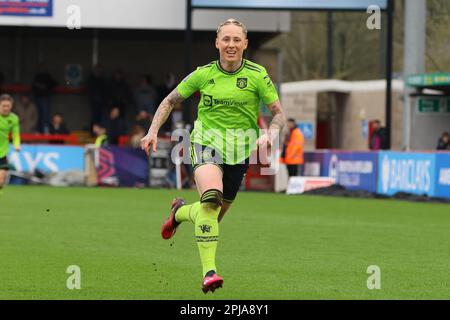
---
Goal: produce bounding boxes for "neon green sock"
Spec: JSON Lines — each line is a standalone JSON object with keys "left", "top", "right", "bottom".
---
{"left": 175, "top": 198, "right": 221, "bottom": 276}
{"left": 195, "top": 203, "right": 220, "bottom": 276}
{"left": 175, "top": 201, "right": 201, "bottom": 224}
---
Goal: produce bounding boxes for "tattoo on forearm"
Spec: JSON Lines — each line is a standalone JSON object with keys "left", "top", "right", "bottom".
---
{"left": 268, "top": 102, "right": 286, "bottom": 131}
{"left": 149, "top": 89, "right": 185, "bottom": 133}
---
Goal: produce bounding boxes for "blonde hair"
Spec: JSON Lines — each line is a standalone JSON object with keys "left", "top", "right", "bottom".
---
{"left": 216, "top": 18, "right": 247, "bottom": 37}
{"left": 0, "top": 93, "right": 14, "bottom": 104}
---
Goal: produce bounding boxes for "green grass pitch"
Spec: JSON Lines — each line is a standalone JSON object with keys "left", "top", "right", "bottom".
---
{"left": 1, "top": 186, "right": 449, "bottom": 299}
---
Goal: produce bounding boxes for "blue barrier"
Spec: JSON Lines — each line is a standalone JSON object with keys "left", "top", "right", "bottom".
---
{"left": 97, "top": 146, "right": 148, "bottom": 187}
{"left": 435, "top": 153, "right": 450, "bottom": 198}
{"left": 6, "top": 144, "right": 450, "bottom": 199}
{"left": 377, "top": 151, "right": 436, "bottom": 196}
{"left": 8, "top": 144, "right": 84, "bottom": 173}
{"left": 304, "top": 150, "right": 449, "bottom": 199}
{"left": 323, "top": 151, "right": 378, "bottom": 192}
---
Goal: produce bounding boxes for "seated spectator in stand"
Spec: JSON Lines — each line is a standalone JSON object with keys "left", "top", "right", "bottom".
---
{"left": 107, "top": 70, "right": 133, "bottom": 118}
{"left": 49, "top": 114, "right": 70, "bottom": 135}
{"left": 135, "top": 110, "right": 152, "bottom": 132}
{"left": 437, "top": 132, "right": 450, "bottom": 150}
{"left": 92, "top": 123, "right": 109, "bottom": 147}
{"left": 87, "top": 64, "right": 108, "bottom": 128}
{"left": 48, "top": 114, "right": 70, "bottom": 144}
{"left": 128, "top": 124, "right": 146, "bottom": 148}
{"left": 13, "top": 95, "right": 38, "bottom": 133}
{"left": 134, "top": 75, "right": 158, "bottom": 116}
{"left": 369, "top": 119, "right": 388, "bottom": 150}
{"left": 157, "top": 73, "right": 177, "bottom": 135}
{"left": 32, "top": 65, "right": 57, "bottom": 133}
{"left": 103, "top": 106, "right": 126, "bottom": 145}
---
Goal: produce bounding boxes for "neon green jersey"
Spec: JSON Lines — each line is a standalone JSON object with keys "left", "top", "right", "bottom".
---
{"left": 0, "top": 112, "right": 20, "bottom": 158}
{"left": 177, "top": 59, "right": 279, "bottom": 165}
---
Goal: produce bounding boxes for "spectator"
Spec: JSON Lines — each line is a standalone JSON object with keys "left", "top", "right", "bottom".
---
{"left": 128, "top": 124, "right": 146, "bottom": 148}
{"left": 157, "top": 73, "right": 177, "bottom": 135}
{"left": 103, "top": 106, "right": 127, "bottom": 145}
{"left": 13, "top": 95, "right": 38, "bottom": 133}
{"left": 280, "top": 118, "right": 305, "bottom": 177}
{"left": 32, "top": 66, "right": 57, "bottom": 133}
{"left": 135, "top": 110, "right": 152, "bottom": 132}
{"left": 369, "top": 119, "right": 388, "bottom": 150}
{"left": 437, "top": 132, "right": 450, "bottom": 150}
{"left": 49, "top": 114, "right": 70, "bottom": 135}
{"left": 134, "top": 75, "right": 158, "bottom": 116}
{"left": 87, "top": 64, "right": 108, "bottom": 128}
{"left": 92, "top": 123, "right": 109, "bottom": 147}
{"left": 107, "top": 70, "right": 133, "bottom": 118}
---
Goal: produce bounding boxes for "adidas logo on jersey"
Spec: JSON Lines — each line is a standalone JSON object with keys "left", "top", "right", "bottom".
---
{"left": 207, "top": 79, "right": 215, "bottom": 85}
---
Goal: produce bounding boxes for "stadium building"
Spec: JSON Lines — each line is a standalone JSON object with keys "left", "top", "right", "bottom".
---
{"left": 0, "top": 0, "right": 290, "bottom": 130}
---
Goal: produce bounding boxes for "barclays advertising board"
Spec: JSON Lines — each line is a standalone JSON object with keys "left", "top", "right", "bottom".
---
{"left": 377, "top": 152, "right": 436, "bottom": 196}
{"left": 323, "top": 151, "right": 378, "bottom": 192}
{"left": 8, "top": 144, "right": 84, "bottom": 173}
{"left": 434, "top": 153, "right": 450, "bottom": 199}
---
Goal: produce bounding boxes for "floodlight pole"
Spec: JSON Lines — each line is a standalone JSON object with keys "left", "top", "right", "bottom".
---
{"left": 385, "top": 0, "right": 394, "bottom": 149}
{"left": 326, "top": 11, "right": 333, "bottom": 78}
{"left": 185, "top": 0, "right": 193, "bottom": 75}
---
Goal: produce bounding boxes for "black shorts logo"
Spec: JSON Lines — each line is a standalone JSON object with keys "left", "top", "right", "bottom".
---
{"left": 203, "top": 94, "right": 213, "bottom": 106}
{"left": 202, "top": 148, "right": 214, "bottom": 161}
{"left": 199, "top": 224, "right": 212, "bottom": 233}
{"left": 236, "top": 77, "right": 247, "bottom": 89}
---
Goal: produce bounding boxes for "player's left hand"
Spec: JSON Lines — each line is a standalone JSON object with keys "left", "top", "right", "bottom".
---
{"left": 256, "top": 132, "right": 272, "bottom": 151}
{"left": 14, "top": 147, "right": 20, "bottom": 152}
{"left": 140, "top": 131, "right": 158, "bottom": 156}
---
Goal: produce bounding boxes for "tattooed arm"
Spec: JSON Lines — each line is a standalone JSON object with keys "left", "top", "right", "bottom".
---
{"left": 141, "top": 88, "right": 185, "bottom": 154}
{"left": 256, "top": 100, "right": 286, "bottom": 148}
{"left": 149, "top": 88, "right": 185, "bottom": 133}
{"left": 267, "top": 100, "right": 286, "bottom": 132}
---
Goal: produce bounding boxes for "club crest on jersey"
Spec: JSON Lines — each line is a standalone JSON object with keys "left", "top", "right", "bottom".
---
{"left": 203, "top": 94, "right": 213, "bottom": 106}
{"left": 236, "top": 77, "right": 247, "bottom": 89}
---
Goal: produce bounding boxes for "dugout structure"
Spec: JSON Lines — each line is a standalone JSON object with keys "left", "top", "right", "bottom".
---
{"left": 406, "top": 72, "right": 450, "bottom": 150}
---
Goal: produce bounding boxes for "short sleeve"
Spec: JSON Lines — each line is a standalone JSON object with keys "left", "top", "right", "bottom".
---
{"left": 12, "top": 116, "right": 21, "bottom": 149}
{"left": 176, "top": 68, "right": 203, "bottom": 99}
{"left": 258, "top": 69, "right": 279, "bottom": 105}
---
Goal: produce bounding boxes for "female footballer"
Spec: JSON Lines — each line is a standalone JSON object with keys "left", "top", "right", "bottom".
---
{"left": 141, "top": 18, "right": 286, "bottom": 294}
{"left": 0, "top": 94, "right": 21, "bottom": 198}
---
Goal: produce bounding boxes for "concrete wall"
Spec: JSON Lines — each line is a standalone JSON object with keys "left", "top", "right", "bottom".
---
{"left": 341, "top": 90, "right": 404, "bottom": 150}
{"left": 280, "top": 80, "right": 404, "bottom": 151}
{"left": 280, "top": 91, "right": 317, "bottom": 151}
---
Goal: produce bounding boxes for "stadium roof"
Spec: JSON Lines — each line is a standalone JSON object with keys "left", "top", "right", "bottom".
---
{"left": 407, "top": 72, "right": 450, "bottom": 94}
{"left": 281, "top": 79, "right": 404, "bottom": 94}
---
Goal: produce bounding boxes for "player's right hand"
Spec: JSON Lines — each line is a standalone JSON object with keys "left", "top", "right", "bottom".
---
{"left": 140, "top": 131, "right": 158, "bottom": 156}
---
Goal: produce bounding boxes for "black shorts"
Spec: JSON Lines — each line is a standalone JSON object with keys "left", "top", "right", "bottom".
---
{"left": 190, "top": 143, "right": 249, "bottom": 203}
{"left": 0, "top": 156, "right": 8, "bottom": 170}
